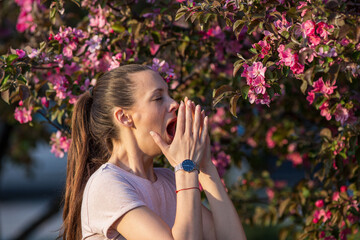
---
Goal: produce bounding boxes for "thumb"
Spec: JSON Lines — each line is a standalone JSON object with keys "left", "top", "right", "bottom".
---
{"left": 149, "top": 131, "right": 168, "bottom": 152}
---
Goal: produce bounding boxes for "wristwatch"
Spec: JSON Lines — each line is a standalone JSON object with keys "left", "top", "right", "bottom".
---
{"left": 174, "top": 159, "right": 199, "bottom": 173}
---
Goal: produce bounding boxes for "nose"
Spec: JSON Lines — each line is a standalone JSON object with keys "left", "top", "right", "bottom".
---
{"left": 169, "top": 98, "right": 179, "bottom": 113}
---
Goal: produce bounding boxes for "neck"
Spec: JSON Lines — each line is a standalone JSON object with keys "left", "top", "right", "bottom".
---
{"left": 108, "top": 136, "right": 157, "bottom": 183}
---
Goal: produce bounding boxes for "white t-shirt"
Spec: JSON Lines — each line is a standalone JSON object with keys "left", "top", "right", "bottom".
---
{"left": 81, "top": 162, "right": 177, "bottom": 240}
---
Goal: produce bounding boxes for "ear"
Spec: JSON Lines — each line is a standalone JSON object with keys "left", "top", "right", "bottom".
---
{"left": 113, "top": 107, "right": 134, "bottom": 128}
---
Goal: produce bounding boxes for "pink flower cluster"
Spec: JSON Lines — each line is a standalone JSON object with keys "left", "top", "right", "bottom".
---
{"left": 211, "top": 142, "right": 231, "bottom": 177}
{"left": 53, "top": 27, "right": 87, "bottom": 59}
{"left": 151, "top": 58, "right": 176, "bottom": 82}
{"left": 297, "top": 20, "right": 334, "bottom": 47}
{"left": 266, "top": 126, "right": 277, "bottom": 149}
{"left": 242, "top": 62, "right": 272, "bottom": 106}
{"left": 316, "top": 187, "right": 359, "bottom": 240}
{"left": 14, "top": 101, "right": 33, "bottom": 124}
{"left": 89, "top": 6, "right": 111, "bottom": 35}
{"left": 50, "top": 131, "right": 71, "bottom": 158}
{"left": 14, "top": 0, "right": 41, "bottom": 32}
{"left": 209, "top": 107, "right": 231, "bottom": 135}
{"left": 252, "top": 39, "right": 271, "bottom": 59}
{"left": 277, "top": 44, "right": 304, "bottom": 74}
{"left": 306, "top": 77, "right": 350, "bottom": 124}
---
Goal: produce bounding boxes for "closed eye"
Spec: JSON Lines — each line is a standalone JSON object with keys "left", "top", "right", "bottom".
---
{"left": 154, "top": 97, "right": 163, "bottom": 101}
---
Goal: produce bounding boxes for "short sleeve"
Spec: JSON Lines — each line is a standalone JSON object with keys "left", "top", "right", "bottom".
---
{"left": 82, "top": 169, "right": 146, "bottom": 239}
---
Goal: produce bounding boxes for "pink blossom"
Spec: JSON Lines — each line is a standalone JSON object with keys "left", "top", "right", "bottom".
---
{"left": 315, "top": 199, "right": 324, "bottom": 208}
{"left": 316, "top": 22, "right": 334, "bottom": 39}
{"left": 266, "top": 126, "right": 277, "bottom": 149}
{"left": 277, "top": 44, "right": 295, "bottom": 67}
{"left": 308, "top": 35, "right": 321, "bottom": 46}
{"left": 41, "top": 97, "right": 49, "bottom": 108}
{"left": 340, "top": 185, "right": 347, "bottom": 193}
{"left": 313, "top": 209, "right": 332, "bottom": 224}
{"left": 322, "top": 79, "right": 337, "bottom": 95}
{"left": 299, "top": 47, "right": 317, "bottom": 63}
{"left": 306, "top": 90, "right": 315, "bottom": 104}
{"left": 246, "top": 137, "right": 257, "bottom": 148}
{"left": 340, "top": 38, "right": 350, "bottom": 46}
{"left": 319, "top": 101, "right": 332, "bottom": 121}
{"left": 247, "top": 62, "right": 266, "bottom": 83}
{"left": 273, "top": 13, "right": 291, "bottom": 33}
{"left": 150, "top": 41, "right": 160, "bottom": 56}
{"left": 313, "top": 77, "right": 325, "bottom": 92}
{"left": 290, "top": 54, "right": 304, "bottom": 74}
{"left": 266, "top": 188, "right": 275, "bottom": 201}
{"left": 211, "top": 148, "right": 231, "bottom": 177}
{"left": 332, "top": 191, "right": 340, "bottom": 201}
{"left": 334, "top": 104, "right": 349, "bottom": 125}
{"left": 287, "top": 143, "right": 297, "bottom": 153}
{"left": 253, "top": 40, "right": 271, "bottom": 59}
{"left": 50, "top": 131, "right": 71, "bottom": 158}
{"left": 14, "top": 105, "right": 33, "bottom": 124}
{"left": 301, "top": 20, "right": 315, "bottom": 38}
{"left": 86, "top": 35, "right": 102, "bottom": 53}
{"left": 16, "top": 49, "right": 26, "bottom": 58}
{"left": 286, "top": 152, "right": 303, "bottom": 166}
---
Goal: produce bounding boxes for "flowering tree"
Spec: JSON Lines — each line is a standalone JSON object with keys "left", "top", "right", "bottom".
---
{"left": 1, "top": 0, "right": 359, "bottom": 239}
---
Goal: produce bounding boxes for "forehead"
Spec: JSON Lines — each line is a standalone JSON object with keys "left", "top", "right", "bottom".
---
{"left": 130, "top": 70, "right": 168, "bottom": 96}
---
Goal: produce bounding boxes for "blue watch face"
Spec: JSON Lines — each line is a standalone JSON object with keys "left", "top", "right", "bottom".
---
{"left": 182, "top": 160, "right": 195, "bottom": 172}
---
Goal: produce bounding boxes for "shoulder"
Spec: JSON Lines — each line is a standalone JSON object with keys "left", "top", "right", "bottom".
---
{"left": 84, "top": 163, "right": 137, "bottom": 198}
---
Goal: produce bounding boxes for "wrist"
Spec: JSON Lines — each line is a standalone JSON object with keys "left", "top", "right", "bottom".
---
{"left": 175, "top": 170, "right": 199, "bottom": 189}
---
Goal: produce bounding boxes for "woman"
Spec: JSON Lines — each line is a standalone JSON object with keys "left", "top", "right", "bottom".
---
{"left": 62, "top": 64, "right": 247, "bottom": 240}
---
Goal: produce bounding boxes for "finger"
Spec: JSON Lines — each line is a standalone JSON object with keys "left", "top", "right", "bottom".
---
{"left": 176, "top": 101, "right": 185, "bottom": 135}
{"left": 200, "top": 110, "right": 205, "bottom": 131}
{"left": 150, "top": 131, "right": 168, "bottom": 152}
{"left": 200, "top": 116, "right": 209, "bottom": 144}
{"left": 193, "top": 105, "right": 201, "bottom": 139}
{"left": 185, "top": 100, "right": 193, "bottom": 136}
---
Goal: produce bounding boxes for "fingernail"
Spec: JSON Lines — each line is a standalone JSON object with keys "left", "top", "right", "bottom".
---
{"left": 180, "top": 101, "right": 184, "bottom": 106}
{"left": 187, "top": 100, "right": 191, "bottom": 106}
{"left": 150, "top": 131, "right": 154, "bottom": 136}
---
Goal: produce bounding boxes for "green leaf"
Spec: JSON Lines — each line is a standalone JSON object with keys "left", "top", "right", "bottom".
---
{"left": 247, "top": 20, "right": 260, "bottom": 35}
{"left": 230, "top": 94, "right": 240, "bottom": 117}
{"left": 19, "top": 85, "right": 30, "bottom": 100}
{"left": 213, "top": 85, "right": 233, "bottom": 99}
{"left": 249, "top": 48, "right": 258, "bottom": 54}
{"left": 1, "top": 90, "right": 9, "bottom": 104}
{"left": 112, "top": 24, "right": 125, "bottom": 33}
{"left": 151, "top": 31, "right": 161, "bottom": 44}
{"left": 280, "top": 30, "right": 289, "bottom": 39}
{"left": 267, "top": 87, "right": 274, "bottom": 99}
{"left": 279, "top": 198, "right": 291, "bottom": 217}
{"left": 314, "top": 96, "right": 327, "bottom": 109}
{"left": 320, "top": 128, "right": 332, "bottom": 140}
{"left": 50, "top": 7, "right": 56, "bottom": 20}
{"left": 241, "top": 85, "right": 250, "bottom": 99}
{"left": 175, "top": 11, "right": 187, "bottom": 21}
{"left": 212, "top": 85, "right": 233, "bottom": 107}
{"left": 233, "top": 59, "right": 244, "bottom": 77}
{"left": 300, "top": 79, "right": 308, "bottom": 95}
{"left": 6, "top": 54, "right": 19, "bottom": 64}
{"left": 233, "top": 19, "right": 245, "bottom": 32}
{"left": 1, "top": 74, "right": 10, "bottom": 87}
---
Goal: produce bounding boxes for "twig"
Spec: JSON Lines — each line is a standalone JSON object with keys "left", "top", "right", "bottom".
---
{"left": 37, "top": 110, "right": 64, "bottom": 132}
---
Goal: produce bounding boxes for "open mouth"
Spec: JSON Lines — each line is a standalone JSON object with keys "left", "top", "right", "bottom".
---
{"left": 166, "top": 118, "right": 177, "bottom": 140}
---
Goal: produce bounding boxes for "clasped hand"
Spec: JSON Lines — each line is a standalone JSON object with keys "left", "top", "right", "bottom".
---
{"left": 150, "top": 98, "right": 209, "bottom": 170}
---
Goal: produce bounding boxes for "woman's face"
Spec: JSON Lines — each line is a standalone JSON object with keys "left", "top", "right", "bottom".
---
{"left": 128, "top": 70, "right": 179, "bottom": 156}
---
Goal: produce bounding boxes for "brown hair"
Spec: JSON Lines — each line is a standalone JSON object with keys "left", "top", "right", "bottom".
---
{"left": 61, "top": 64, "right": 151, "bottom": 240}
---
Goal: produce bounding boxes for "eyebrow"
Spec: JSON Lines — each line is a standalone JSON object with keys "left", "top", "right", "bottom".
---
{"left": 151, "top": 87, "right": 168, "bottom": 96}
